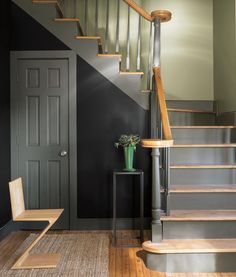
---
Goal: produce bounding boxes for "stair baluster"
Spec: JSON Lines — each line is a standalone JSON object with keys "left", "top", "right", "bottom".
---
{"left": 73, "top": 0, "right": 76, "bottom": 18}
{"left": 84, "top": 0, "right": 88, "bottom": 35}
{"left": 126, "top": 6, "right": 131, "bottom": 71}
{"left": 137, "top": 14, "right": 141, "bottom": 71}
{"left": 104, "top": 0, "right": 109, "bottom": 53}
{"left": 95, "top": 0, "right": 98, "bottom": 36}
{"left": 147, "top": 23, "right": 153, "bottom": 91}
{"left": 115, "top": 0, "right": 120, "bottom": 54}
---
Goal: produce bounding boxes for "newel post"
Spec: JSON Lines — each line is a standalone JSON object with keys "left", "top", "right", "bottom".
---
{"left": 151, "top": 147, "right": 162, "bottom": 242}
{"left": 142, "top": 10, "right": 172, "bottom": 243}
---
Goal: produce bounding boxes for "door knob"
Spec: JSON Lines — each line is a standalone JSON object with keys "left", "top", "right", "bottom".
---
{"left": 60, "top": 150, "right": 67, "bottom": 157}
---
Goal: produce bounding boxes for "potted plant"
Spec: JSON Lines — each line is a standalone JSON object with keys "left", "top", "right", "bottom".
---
{"left": 115, "top": 134, "right": 140, "bottom": 171}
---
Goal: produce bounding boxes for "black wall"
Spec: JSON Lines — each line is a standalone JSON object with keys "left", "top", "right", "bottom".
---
{"left": 0, "top": 0, "right": 11, "bottom": 229}
{"left": 11, "top": 3, "right": 151, "bottom": 221}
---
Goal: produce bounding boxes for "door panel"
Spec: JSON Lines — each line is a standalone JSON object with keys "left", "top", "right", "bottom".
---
{"left": 16, "top": 58, "right": 69, "bottom": 229}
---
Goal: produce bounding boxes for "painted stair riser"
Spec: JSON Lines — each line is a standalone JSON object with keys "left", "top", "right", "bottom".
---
{"left": 170, "top": 148, "right": 236, "bottom": 164}
{"left": 170, "top": 169, "right": 236, "bottom": 185}
{"left": 167, "top": 100, "right": 215, "bottom": 111}
{"left": 145, "top": 252, "right": 236, "bottom": 272}
{"left": 163, "top": 221, "right": 236, "bottom": 239}
{"left": 13, "top": 0, "right": 149, "bottom": 109}
{"left": 168, "top": 112, "right": 215, "bottom": 126}
{"left": 172, "top": 129, "right": 236, "bottom": 144}
{"left": 167, "top": 193, "right": 236, "bottom": 210}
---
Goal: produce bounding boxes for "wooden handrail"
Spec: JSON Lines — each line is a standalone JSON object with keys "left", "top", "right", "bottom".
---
{"left": 122, "top": 0, "right": 152, "bottom": 22}
{"left": 153, "top": 67, "right": 173, "bottom": 141}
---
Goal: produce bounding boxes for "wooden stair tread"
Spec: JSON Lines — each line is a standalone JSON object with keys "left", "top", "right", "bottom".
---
{"left": 141, "top": 139, "right": 173, "bottom": 148}
{"left": 169, "top": 185, "right": 236, "bottom": 193}
{"left": 167, "top": 108, "right": 216, "bottom": 114}
{"left": 75, "top": 36, "right": 101, "bottom": 40}
{"left": 97, "top": 54, "right": 121, "bottom": 58}
{"left": 171, "top": 126, "right": 236, "bottom": 129}
{"left": 119, "top": 71, "right": 144, "bottom": 75}
{"left": 54, "top": 18, "right": 80, "bottom": 22}
{"left": 161, "top": 210, "right": 236, "bottom": 221}
{"left": 141, "top": 89, "right": 152, "bottom": 93}
{"left": 33, "top": 0, "right": 58, "bottom": 3}
{"left": 173, "top": 144, "right": 236, "bottom": 148}
{"left": 170, "top": 164, "right": 236, "bottom": 169}
{"left": 143, "top": 239, "right": 236, "bottom": 254}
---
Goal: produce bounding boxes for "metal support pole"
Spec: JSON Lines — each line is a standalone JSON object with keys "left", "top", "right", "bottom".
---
{"left": 151, "top": 148, "right": 162, "bottom": 242}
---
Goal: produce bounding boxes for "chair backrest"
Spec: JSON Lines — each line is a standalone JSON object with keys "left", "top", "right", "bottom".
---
{"left": 9, "top": 178, "right": 25, "bottom": 220}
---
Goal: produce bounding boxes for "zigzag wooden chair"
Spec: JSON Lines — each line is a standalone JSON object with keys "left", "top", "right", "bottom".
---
{"left": 9, "top": 177, "right": 64, "bottom": 269}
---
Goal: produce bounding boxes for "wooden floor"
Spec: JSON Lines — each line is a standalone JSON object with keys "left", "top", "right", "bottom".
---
{"left": 0, "top": 230, "right": 236, "bottom": 276}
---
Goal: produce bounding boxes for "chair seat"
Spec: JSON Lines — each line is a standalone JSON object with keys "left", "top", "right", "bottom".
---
{"left": 15, "top": 209, "right": 64, "bottom": 222}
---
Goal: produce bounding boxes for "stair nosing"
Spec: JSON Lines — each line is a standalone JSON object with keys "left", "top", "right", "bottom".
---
{"left": 54, "top": 18, "right": 80, "bottom": 22}
{"left": 167, "top": 108, "right": 216, "bottom": 114}
{"left": 161, "top": 210, "right": 236, "bottom": 221}
{"left": 168, "top": 185, "right": 236, "bottom": 193}
{"left": 170, "top": 164, "right": 236, "bottom": 169}
{"left": 171, "top": 126, "right": 236, "bottom": 129}
{"left": 97, "top": 54, "right": 122, "bottom": 58}
{"left": 173, "top": 144, "right": 236, "bottom": 148}
{"left": 143, "top": 239, "right": 236, "bottom": 254}
{"left": 119, "top": 71, "right": 144, "bottom": 75}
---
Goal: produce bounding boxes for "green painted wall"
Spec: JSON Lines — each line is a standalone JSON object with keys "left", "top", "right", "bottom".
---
{"left": 65, "top": 0, "right": 214, "bottom": 100}
{"left": 142, "top": 0, "right": 213, "bottom": 100}
{"left": 213, "top": 0, "right": 236, "bottom": 113}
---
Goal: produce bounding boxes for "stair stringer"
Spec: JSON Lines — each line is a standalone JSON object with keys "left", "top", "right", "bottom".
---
{"left": 12, "top": 0, "right": 149, "bottom": 110}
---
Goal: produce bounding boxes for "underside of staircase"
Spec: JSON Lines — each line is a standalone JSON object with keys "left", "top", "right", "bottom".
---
{"left": 143, "top": 101, "right": 236, "bottom": 272}
{"left": 12, "top": 0, "right": 149, "bottom": 110}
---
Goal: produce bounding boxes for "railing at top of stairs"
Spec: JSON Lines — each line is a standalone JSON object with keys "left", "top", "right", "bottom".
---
{"left": 50, "top": 0, "right": 170, "bottom": 91}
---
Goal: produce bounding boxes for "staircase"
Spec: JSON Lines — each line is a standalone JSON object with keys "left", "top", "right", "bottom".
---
{"left": 12, "top": 0, "right": 150, "bottom": 109}
{"left": 12, "top": 0, "right": 236, "bottom": 273}
{"left": 143, "top": 102, "right": 236, "bottom": 272}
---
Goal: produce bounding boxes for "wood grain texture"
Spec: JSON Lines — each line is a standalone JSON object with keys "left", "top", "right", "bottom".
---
{"left": 0, "top": 231, "right": 235, "bottom": 276}
{"left": 9, "top": 178, "right": 25, "bottom": 219}
{"left": 32, "top": 0, "right": 57, "bottom": 3}
{"left": 171, "top": 126, "right": 236, "bottom": 129}
{"left": 151, "top": 10, "right": 172, "bottom": 22}
{"left": 122, "top": 0, "right": 152, "bottom": 21}
{"left": 170, "top": 164, "right": 236, "bottom": 169}
{"left": 167, "top": 108, "right": 216, "bottom": 114}
{"left": 120, "top": 71, "right": 144, "bottom": 75}
{"left": 173, "top": 144, "right": 236, "bottom": 148}
{"left": 141, "top": 139, "right": 173, "bottom": 148}
{"left": 153, "top": 67, "right": 173, "bottom": 140}
{"left": 169, "top": 185, "right": 236, "bottom": 193}
{"left": 54, "top": 18, "right": 80, "bottom": 22}
{"left": 161, "top": 210, "right": 236, "bottom": 221}
{"left": 74, "top": 36, "right": 101, "bottom": 40}
{"left": 9, "top": 178, "right": 63, "bottom": 269}
{"left": 143, "top": 239, "right": 236, "bottom": 254}
{"left": 74, "top": 36, "right": 103, "bottom": 49}
{"left": 97, "top": 54, "right": 122, "bottom": 58}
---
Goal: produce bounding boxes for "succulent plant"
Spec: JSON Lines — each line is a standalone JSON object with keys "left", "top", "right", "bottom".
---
{"left": 114, "top": 134, "right": 140, "bottom": 149}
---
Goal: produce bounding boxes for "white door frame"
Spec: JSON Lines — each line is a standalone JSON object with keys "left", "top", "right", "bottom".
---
{"left": 10, "top": 50, "right": 77, "bottom": 229}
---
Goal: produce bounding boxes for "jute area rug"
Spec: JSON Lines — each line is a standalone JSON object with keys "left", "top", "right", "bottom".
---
{"left": 0, "top": 233, "right": 109, "bottom": 277}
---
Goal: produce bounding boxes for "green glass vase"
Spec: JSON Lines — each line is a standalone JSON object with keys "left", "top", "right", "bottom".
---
{"left": 123, "top": 146, "right": 136, "bottom": 171}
